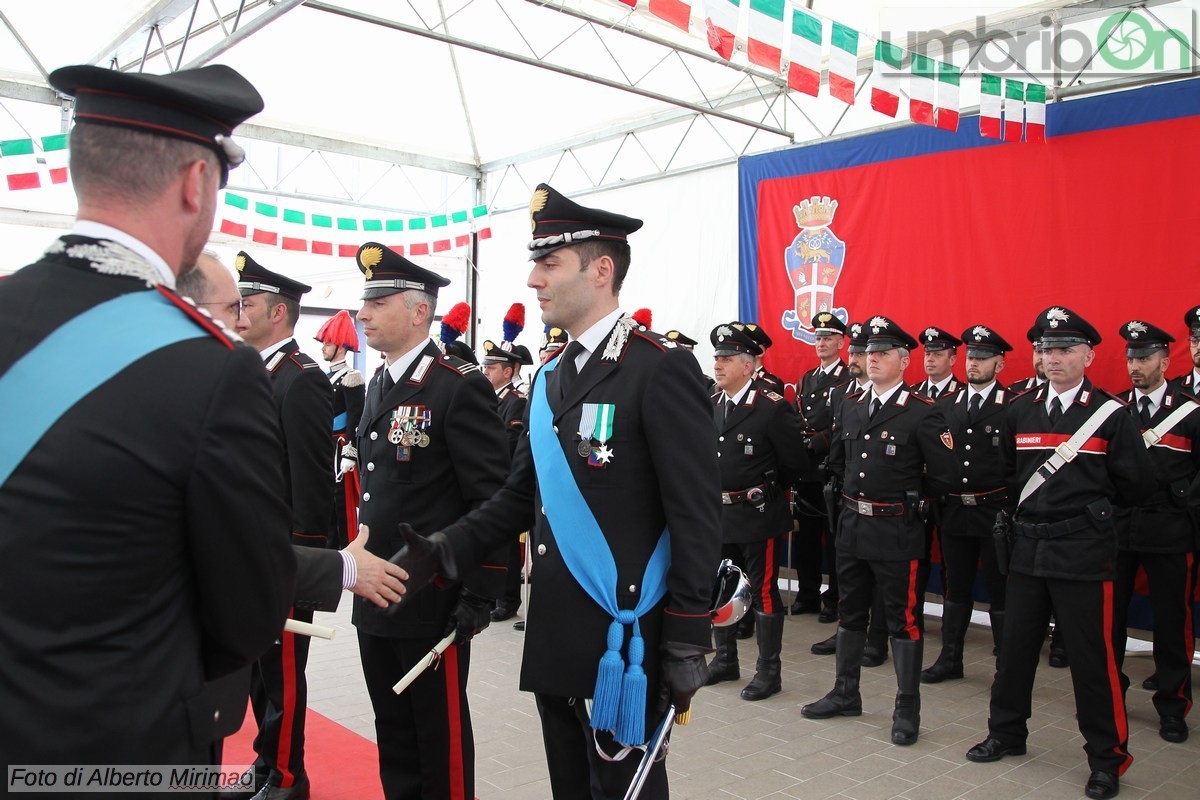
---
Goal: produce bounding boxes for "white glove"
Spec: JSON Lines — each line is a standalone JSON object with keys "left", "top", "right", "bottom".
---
{"left": 338, "top": 457, "right": 357, "bottom": 478}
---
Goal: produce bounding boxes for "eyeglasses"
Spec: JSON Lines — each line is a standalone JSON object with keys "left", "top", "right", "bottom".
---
{"left": 1189, "top": 336, "right": 1200, "bottom": 345}
{"left": 198, "top": 300, "right": 244, "bottom": 316}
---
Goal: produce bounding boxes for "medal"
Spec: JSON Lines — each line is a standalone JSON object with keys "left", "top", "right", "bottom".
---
{"left": 577, "top": 404, "right": 599, "bottom": 458}
{"left": 417, "top": 431, "right": 430, "bottom": 448}
{"left": 388, "top": 427, "right": 403, "bottom": 445}
{"left": 400, "top": 429, "right": 417, "bottom": 447}
{"left": 582, "top": 402, "right": 616, "bottom": 465}
{"left": 577, "top": 440, "right": 593, "bottom": 457}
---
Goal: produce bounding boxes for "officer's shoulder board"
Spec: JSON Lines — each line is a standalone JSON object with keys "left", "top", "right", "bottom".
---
{"left": 164, "top": 288, "right": 240, "bottom": 349}
{"left": 290, "top": 351, "right": 321, "bottom": 370}
{"left": 631, "top": 326, "right": 668, "bottom": 352}
{"left": 341, "top": 368, "right": 365, "bottom": 388}
{"left": 903, "top": 390, "right": 933, "bottom": 406}
{"left": 761, "top": 390, "right": 785, "bottom": 403}
{"left": 437, "top": 353, "right": 481, "bottom": 377}
{"left": 1086, "top": 385, "right": 1128, "bottom": 406}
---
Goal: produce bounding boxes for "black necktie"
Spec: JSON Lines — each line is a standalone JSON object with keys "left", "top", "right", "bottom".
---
{"left": 869, "top": 397, "right": 881, "bottom": 418}
{"left": 558, "top": 341, "right": 583, "bottom": 395}
{"left": 1049, "top": 397, "right": 1063, "bottom": 425}
{"left": 381, "top": 369, "right": 395, "bottom": 396}
{"left": 929, "top": 385, "right": 939, "bottom": 401}
{"left": 724, "top": 397, "right": 735, "bottom": 423}
{"left": 968, "top": 393, "right": 982, "bottom": 424}
{"left": 1139, "top": 396, "right": 1153, "bottom": 428}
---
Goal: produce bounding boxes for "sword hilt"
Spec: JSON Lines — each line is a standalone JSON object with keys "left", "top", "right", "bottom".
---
{"left": 674, "top": 708, "right": 691, "bottom": 726}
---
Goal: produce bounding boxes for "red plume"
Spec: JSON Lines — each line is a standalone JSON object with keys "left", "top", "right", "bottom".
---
{"left": 314, "top": 309, "right": 359, "bottom": 351}
{"left": 632, "top": 307, "right": 652, "bottom": 329}
{"left": 502, "top": 303, "right": 525, "bottom": 343}
{"left": 440, "top": 301, "right": 471, "bottom": 343}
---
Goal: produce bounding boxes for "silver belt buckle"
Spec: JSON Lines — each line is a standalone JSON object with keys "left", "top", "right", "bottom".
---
{"left": 721, "top": 492, "right": 732, "bottom": 505}
{"left": 857, "top": 500, "right": 873, "bottom": 516}
{"left": 961, "top": 493, "right": 977, "bottom": 506}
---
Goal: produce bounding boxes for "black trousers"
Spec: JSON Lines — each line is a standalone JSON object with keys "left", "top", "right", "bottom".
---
{"left": 535, "top": 694, "right": 669, "bottom": 800}
{"left": 940, "top": 534, "right": 1006, "bottom": 608}
{"left": 1112, "top": 550, "right": 1195, "bottom": 719}
{"left": 987, "top": 571, "right": 1132, "bottom": 776}
{"left": 250, "top": 608, "right": 313, "bottom": 788}
{"left": 836, "top": 555, "right": 922, "bottom": 640}
{"left": 358, "top": 631, "right": 474, "bottom": 800}
{"left": 792, "top": 482, "right": 827, "bottom": 604}
{"left": 721, "top": 536, "right": 784, "bottom": 615}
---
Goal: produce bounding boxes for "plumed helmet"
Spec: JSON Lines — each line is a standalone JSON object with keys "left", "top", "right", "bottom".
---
{"left": 710, "top": 559, "right": 752, "bottom": 628}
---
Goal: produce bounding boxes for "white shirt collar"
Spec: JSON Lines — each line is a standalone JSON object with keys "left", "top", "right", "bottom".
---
{"left": 820, "top": 360, "right": 840, "bottom": 375}
{"left": 855, "top": 379, "right": 871, "bottom": 393}
{"left": 387, "top": 338, "right": 433, "bottom": 384}
{"left": 70, "top": 220, "right": 175, "bottom": 289}
{"left": 930, "top": 375, "right": 954, "bottom": 394}
{"left": 1046, "top": 379, "right": 1085, "bottom": 414}
{"left": 870, "top": 381, "right": 905, "bottom": 408}
{"left": 259, "top": 338, "right": 294, "bottom": 362}
{"left": 1134, "top": 382, "right": 1168, "bottom": 415}
{"left": 967, "top": 381, "right": 996, "bottom": 402}
{"left": 724, "top": 379, "right": 754, "bottom": 408}
{"left": 1193, "top": 369, "right": 1200, "bottom": 387}
{"left": 569, "top": 307, "right": 625, "bottom": 372}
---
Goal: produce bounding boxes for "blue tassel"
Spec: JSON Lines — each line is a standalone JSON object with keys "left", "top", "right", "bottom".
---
{"left": 590, "top": 620, "right": 626, "bottom": 731}
{"left": 615, "top": 624, "right": 647, "bottom": 746}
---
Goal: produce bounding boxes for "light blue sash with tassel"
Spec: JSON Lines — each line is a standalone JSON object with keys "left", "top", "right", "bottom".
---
{"left": 528, "top": 353, "right": 670, "bottom": 747}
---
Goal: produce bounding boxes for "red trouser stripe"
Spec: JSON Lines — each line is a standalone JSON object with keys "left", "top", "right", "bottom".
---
{"left": 760, "top": 538, "right": 776, "bottom": 614}
{"left": 277, "top": 612, "right": 298, "bottom": 787}
{"left": 1181, "top": 553, "right": 1196, "bottom": 716}
{"left": 443, "top": 643, "right": 465, "bottom": 800}
{"left": 903, "top": 560, "right": 921, "bottom": 640}
{"left": 1101, "top": 582, "right": 1133, "bottom": 776}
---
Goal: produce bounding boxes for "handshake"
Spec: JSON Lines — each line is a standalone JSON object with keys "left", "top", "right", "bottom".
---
{"left": 384, "top": 523, "right": 490, "bottom": 645}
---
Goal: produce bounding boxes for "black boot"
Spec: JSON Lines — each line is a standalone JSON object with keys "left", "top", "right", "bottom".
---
{"left": 921, "top": 601, "right": 970, "bottom": 683}
{"left": 735, "top": 611, "right": 756, "bottom": 640}
{"left": 802, "top": 628, "right": 865, "bottom": 718}
{"left": 989, "top": 609, "right": 1005, "bottom": 658}
{"left": 891, "top": 637, "right": 923, "bottom": 745}
{"left": 741, "top": 612, "right": 783, "bottom": 701}
{"left": 705, "top": 625, "right": 740, "bottom": 685}
{"left": 811, "top": 632, "right": 837, "bottom": 655}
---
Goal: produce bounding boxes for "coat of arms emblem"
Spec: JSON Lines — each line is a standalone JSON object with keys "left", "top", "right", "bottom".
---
{"left": 780, "top": 195, "right": 847, "bottom": 344}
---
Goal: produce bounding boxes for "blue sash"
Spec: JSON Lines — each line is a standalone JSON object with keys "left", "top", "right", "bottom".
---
{"left": 332, "top": 411, "right": 348, "bottom": 431}
{"left": 529, "top": 353, "right": 670, "bottom": 746}
{"left": 0, "top": 290, "right": 208, "bottom": 487}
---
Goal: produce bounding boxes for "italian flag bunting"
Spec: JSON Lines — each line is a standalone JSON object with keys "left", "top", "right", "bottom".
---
{"left": 702, "top": 0, "right": 738, "bottom": 60}
{"left": 41, "top": 134, "right": 69, "bottom": 186}
{"left": 219, "top": 191, "right": 251, "bottom": 238}
{"left": 1004, "top": 78, "right": 1024, "bottom": 142}
{"left": 648, "top": 0, "right": 691, "bottom": 31}
{"left": 979, "top": 74, "right": 1002, "bottom": 139}
{"left": 0, "top": 138, "right": 67, "bottom": 190}
{"left": 870, "top": 40, "right": 904, "bottom": 117}
{"left": 787, "top": 9, "right": 822, "bottom": 96}
{"left": 909, "top": 53, "right": 936, "bottom": 126}
{"left": 746, "top": 0, "right": 786, "bottom": 71}
{"left": 1025, "top": 83, "right": 1047, "bottom": 142}
{"left": 934, "top": 61, "right": 961, "bottom": 131}
{"left": 828, "top": 22, "right": 858, "bottom": 105}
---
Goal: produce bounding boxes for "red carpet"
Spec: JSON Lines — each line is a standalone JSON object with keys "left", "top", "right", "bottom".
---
{"left": 222, "top": 704, "right": 383, "bottom": 800}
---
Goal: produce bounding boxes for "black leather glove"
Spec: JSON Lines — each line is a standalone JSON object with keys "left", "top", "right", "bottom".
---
{"left": 444, "top": 589, "right": 493, "bottom": 645}
{"left": 658, "top": 642, "right": 711, "bottom": 715}
{"left": 386, "top": 524, "right": 450, "bottom": 614}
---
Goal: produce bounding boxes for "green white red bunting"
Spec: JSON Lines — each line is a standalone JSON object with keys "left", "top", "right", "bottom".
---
{"left": 1025, "top": 83, "right": 1047, "bottom": 142}
{"left": 2, "top": 135, "right": 69, "bottom": 191}
{"left": 217, "top": 192, "right": 491, "bottom": 258}
{"left": 648, "top": 0, "right": 691, "bottom": 31}
{"left": 746, "top": 0, "right": 786, "bottom": 71}
{"left": 1004, "top": 78, "right": 1025, "bottom": 141}
{"left": 870, "top": 41, "right": 904, "bottom": 117}
{"left": 935, "top": 61, "right": 961, "bottom": 131}
{"left": 909, "top": 53, "right": 936, "bottom": 126}
{"left": 980, "top": 74, "right": 1003, "bottom": 139}
{"left": 787, "top": 9, "right": 822, "bottom": 96}
{"left": 828, "top": 23, "right": 858, "bottom": 105}
{"left": 701, "top": 0, "right": 738, "bottom": 60}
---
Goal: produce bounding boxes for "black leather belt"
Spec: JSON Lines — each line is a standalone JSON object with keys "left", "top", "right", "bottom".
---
{"left": 945, "top": 488, "right": 1008, "bottom": 506}
{"left": 842, "top": 494, "right": 905, "bottom": 517}
{"left": 1012, "top": 514, "right": 1093, "bottom": 539}
{"left": 722, "top": 485, "right": 767, "bottom": 505}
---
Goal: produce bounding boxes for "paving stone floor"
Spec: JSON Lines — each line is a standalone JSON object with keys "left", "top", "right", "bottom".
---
{"left": 305, "top": 595, "right": 1198, "bottom": 800}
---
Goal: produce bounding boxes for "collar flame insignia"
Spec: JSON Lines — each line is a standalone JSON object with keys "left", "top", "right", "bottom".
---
{"left": 529, "top": 188, "right": 549, "bottom": 232}
{"left": 869, "top": 316, "right": 889, "bottom": 333}
{"left": 359, "top": 246, "right": 384, "bottom": 280}
{"left": 1046, "top": 307, "right": 1070, "bottom": 328}
{"left": 235, "top": 254, "right": 246, "bottom": 273}
{"left": 1126, "top": 321, "right": 1147, "bottom": 338}
{"left": 971, "top": 325, "right": 991, "bottom": 340}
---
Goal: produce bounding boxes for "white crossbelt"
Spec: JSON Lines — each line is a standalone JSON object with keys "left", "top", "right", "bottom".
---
{"left": 1141, "top": 400, "right": 1200, "bottom": 447}
{"left": 1018, "top": 399, "right": 1124, "bottom": 507}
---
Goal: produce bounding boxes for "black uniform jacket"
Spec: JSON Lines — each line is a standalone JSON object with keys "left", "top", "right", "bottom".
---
{"left": 1010, "top": 376, "right": 1043, "bottom": 395}
{"left": 796, "top": 361, "right": 851, "bottom": 478}
{"left": 911, "top": 377, "right": 962, "bottom": 402}
{"left": 1170, "top": 372, "right": 1198, "bottom": 392}
{"left": 754, "top": 366, "right": 785, "bottom": 394}
{"left": 0, "top": 237, "right": 295, "bottom": 763}
{"left": 267, "top": 340, "right": 335, "bottom": 547}
{"left": 832, "top": 386, "right": 958, "bottom": 560}
{"left": 353, "top": 340, "right": 510, "bottom": 639}
{"left": 496, "top": 382, "right": 528, "bottom": 456}
{"left": 439, "top": 321, "right": 722, "bottom": 699}
{"left": 714, "top": 385, "right": 807, "bottom": 543}
{"left": 330, "top": 360, "right": 366, "bottom": 440}
{"left": 1114, "top": 387, "right": 1200, "bottom": 553}
{"left": 939, "top": 383, "right": 1015, "bottom": 537}
{"left": 1003, "top": 379, "right": 1154, "bottom": 580}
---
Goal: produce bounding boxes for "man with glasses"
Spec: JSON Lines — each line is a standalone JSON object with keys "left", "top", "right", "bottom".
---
{"left": 1170, "top": 305, "right": 1200, "bottom": 390}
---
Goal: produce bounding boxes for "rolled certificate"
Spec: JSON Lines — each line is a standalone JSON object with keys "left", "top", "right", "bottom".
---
{"left": 283, "top": 618, "right": 336, "bottom": 640}
{"left": 392, "top": 631, "right": 457, "bottom": 694}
